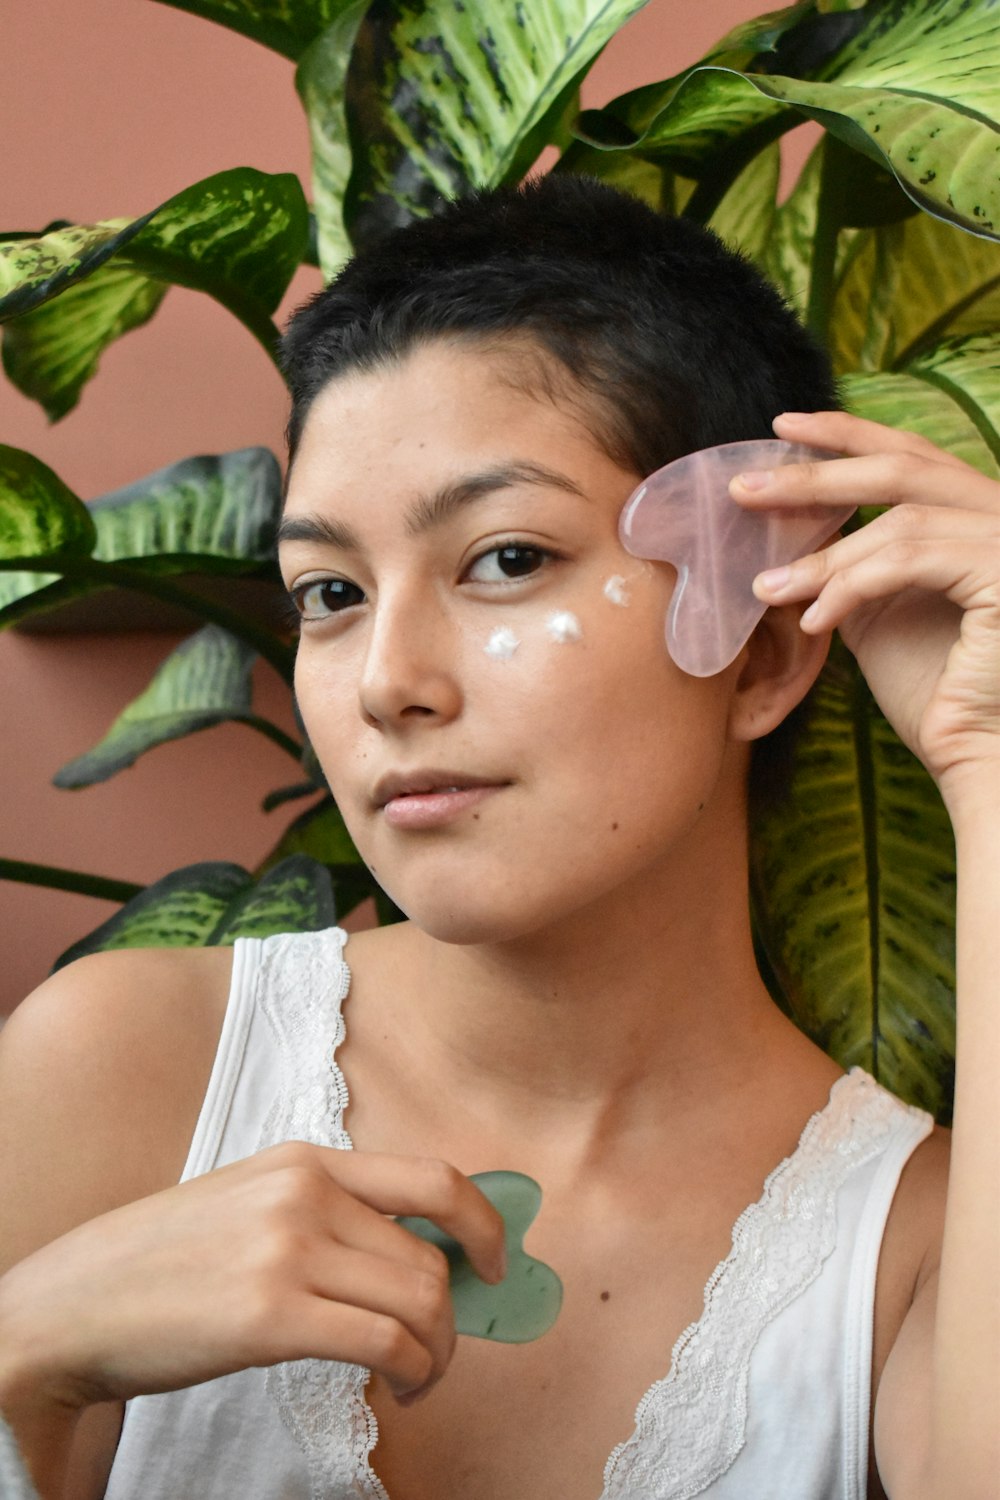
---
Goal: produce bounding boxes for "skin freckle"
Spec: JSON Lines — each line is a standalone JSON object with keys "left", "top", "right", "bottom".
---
{"left": 600, "top": 1291, "right": 611, "bottom": 1302}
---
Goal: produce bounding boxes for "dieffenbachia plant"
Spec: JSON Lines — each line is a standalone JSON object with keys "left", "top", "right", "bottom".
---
{"left": 3, "top": 0, "right": 999, "bottom": 1121}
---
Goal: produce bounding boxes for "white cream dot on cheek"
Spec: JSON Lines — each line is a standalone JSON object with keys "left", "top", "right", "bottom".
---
{"left": 545, "top": 610, "right": 583, "bottom": 644}
{"left": 603, "top": 574, "right": 630, "bottom": 607}
{"left": 484, "top": 626, "right": 520, "bottom": 660}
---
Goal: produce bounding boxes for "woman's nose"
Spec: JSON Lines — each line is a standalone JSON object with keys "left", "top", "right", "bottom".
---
{"left": 358, "top": 590, "right": 463, "bottom": 729}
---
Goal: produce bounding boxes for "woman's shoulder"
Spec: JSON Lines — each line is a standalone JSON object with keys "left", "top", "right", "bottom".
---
{"left": 0, "top": 946, "right": 235, "bottom": 1270}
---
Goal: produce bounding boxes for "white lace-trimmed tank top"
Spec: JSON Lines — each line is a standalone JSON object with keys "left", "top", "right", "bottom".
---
{"left": 104, "top": 928, "right": 934, "bottom": 1500}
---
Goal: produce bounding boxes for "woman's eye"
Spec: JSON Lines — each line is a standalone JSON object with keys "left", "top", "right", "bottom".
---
{"left": 466, "top": 545, "right": 549, "bottom": 584}
{"left": 291, "top": 578, "right": 365, "bottom": 620}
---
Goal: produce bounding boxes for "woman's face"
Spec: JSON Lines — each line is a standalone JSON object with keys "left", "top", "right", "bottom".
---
{"left": 279, "top": 339, "right": 741, "bottom": 944}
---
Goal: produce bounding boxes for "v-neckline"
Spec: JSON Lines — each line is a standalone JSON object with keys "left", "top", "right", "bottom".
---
{"left": 326, "top": 939, "right": 861, "bottom": 1500}
{"left": 257, "top": 928, "right": 901, "bottom": 1500}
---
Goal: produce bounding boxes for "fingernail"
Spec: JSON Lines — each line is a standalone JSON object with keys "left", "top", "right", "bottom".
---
{"left": 754, "top": 566, "right": 791, "bottom": 596}
{"left": 801, "top": 600, "right": 820, "bottom": 626}
{"left": 775, "top": 411, "right": 808, "bottom": 423}
{"left": 735, "top": 470, "right": 772, "bottom": 491}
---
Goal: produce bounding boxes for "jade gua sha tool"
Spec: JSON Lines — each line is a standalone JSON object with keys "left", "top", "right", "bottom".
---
{"left": 619, "top": 440, "right": 856, "bottom": 677}
{"left": 398, "top": 1171, "right": 562, "bottom": 1343}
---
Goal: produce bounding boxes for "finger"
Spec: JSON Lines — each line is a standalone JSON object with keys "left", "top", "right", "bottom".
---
{"left": 273, "top": 1145, "right": 507, "bottom": 1284}
{"left": 771, "top": 409, "right": 972, "bottom": 472}
{"left": 302, "top": 1243, "right": 455, "bottom": 1383}
{"left": 777, "top": 539, "right": 1000, "bottom": 635}
{"left": 730, "top": 448, "right": 1000, "bottom": 517}
{"left": 277, "top": 1293, "right": 438, "bottom": 1398}
{"left": 753, "top": 505, "right": 1000, "bottom": 606}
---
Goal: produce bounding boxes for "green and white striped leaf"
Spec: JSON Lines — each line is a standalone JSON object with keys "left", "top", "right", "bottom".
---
{"left": 150, "top": 0, "right": 358, "bottom": 62}
{"left": 2, "top": 265, "right": 167, "bottom": 421}
{"left": 53, "top": 626, "right": 257, "bottom": 788}
{"left": 843, "top": 370, "right": 1000, "bottom": 477}
{"left": 0, "top": 445, "right": 95, "bottom": 560}
{"left": 0, "top": 447, "right": 282, "bottom": 627}
{"left": 296, "top": 2, "right": 371, "bottom": 278}
{"left": 52, "top": 855, "right": 337, "bottom": 969}
{"left": 342, "top": 0, "right": 652, "bottom": 246}
{"left": 901, "top": 330, "right": 1000, "bottom": 465}
{"left": 830, "top": 211, "right": 1000, "bottom": 374}
{"left": 563, "top": 0, "right": 867, "bottom": 169}
{"left": 53, "top": 862, "right": 252, "bottom": 968}
{"left": 209, "top": 854, "right": 338, "bottom": 941}
{"left": 0, "top": 169, "right": 309, "bottom": 366}
{"left": 751, "top": 648, "right": 957, "bottom": 1121}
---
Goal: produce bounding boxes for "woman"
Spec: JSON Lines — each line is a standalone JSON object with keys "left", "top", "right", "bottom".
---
{"left": 0, "top": 177, "right": 995, "bottom": 1499}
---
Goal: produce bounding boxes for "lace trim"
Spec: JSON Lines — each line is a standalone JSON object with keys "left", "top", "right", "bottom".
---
{"left": 600, "top": 1068, "right": 912, "bottom": 1500}
{"left": 251, "top": 931, "right": 920, "bottom": 1500}
{"left": 254, "top": 929, "right": 389, "bottom": 1500}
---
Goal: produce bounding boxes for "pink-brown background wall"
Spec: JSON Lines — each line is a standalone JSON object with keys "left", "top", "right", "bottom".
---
{"left": 2, "top": 0, "right": 811, "bottom": 1014}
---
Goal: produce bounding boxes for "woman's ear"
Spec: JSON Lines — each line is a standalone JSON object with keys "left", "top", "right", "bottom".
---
{"left": 726, "top": 601, "right": 831, "bottom": 743}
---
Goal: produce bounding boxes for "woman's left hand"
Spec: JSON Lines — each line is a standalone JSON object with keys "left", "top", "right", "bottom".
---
{"left": 732, "top": 409, "right": 1000, "bottom": 804}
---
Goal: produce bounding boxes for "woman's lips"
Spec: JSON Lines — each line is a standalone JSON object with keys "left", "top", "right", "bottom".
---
{"left": 381, "top": 784, "right": 507, "bottom": 830}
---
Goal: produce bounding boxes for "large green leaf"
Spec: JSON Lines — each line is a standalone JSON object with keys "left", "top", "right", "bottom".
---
{"left": 260, "top": 794, "right": 365, "bottom": 870}
{"left": 53, "top": 862, "right": 252, "bottom": 967}
{"left": 150, "top": 0, "right": 358, "bottom": 61}
{"left": 831, "top": 210, "right": 1000, "bottom": 375}
{"left": 0, "top": 445, "right": 96, "bottom": 560}
{"left": 570, "top": 1, "right": 1000, "bottom": 238}
{"left": 0, "top": 447, "right": 282, "bottom": 627}
{"left": 52, "top": 626, "right": 258, "bottom": 788}
{"left": 3, "top": 266, "right": 167, "bottom": 421}
{"left": 843, "top": 370, "right": 1000, "bottom": 477}
{"left": 209, "top": 854, "right": 338, "bottom": 941}
{"left": 296, "top": 2, "right": 371, "bottom": 278}
{"left": 751, "top": 646, "right": 956, "bottom": 1121}
{"left": 342, "top": 0, "right": 652, "bottom": 246}
{"left": 53, "top": 855, "right": 337, "bottom": 969}
{"left": 0, "top": 169, "right": 309, "bottom": 369}
{"left": 901, "top": 330, "right": 1000, "bottom": 466}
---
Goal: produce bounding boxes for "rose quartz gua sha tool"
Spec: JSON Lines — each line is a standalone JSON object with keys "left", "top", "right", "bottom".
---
{"left": 619, "top": 440, "right": 855, "bottom": 677}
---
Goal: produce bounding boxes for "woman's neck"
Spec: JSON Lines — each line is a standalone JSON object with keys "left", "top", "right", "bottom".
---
{"left": 346, "top": 782, "right": 810, "bottom": 1176}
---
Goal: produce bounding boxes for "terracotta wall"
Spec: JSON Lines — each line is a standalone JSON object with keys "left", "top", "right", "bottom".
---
{"left": 2, "top": 0, "right": 803, "bottom": 1013}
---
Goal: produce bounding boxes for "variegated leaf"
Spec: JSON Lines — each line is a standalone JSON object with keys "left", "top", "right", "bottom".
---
{"left": 751, "top": 647, "right": 957, "bottom": 1121}
{"left": 296, "top": 2, "right": 370, "bottom": 278}
{"left": 0, "top": 170, "right": 309, "bottom": 364}
{"left": 0, "top": 447, "right": 281, "bottom": 627}
{"left": 2, "top": 265, "right": 167, "bottom": 421}
{"left": 343, "top": 0, "right": 652, "bottom": 246}
{"left": 53, "top": 626, "right": 258, "bottom": 788}
{"left": 843, "top": 370, "right": 1000, "bottom": 476}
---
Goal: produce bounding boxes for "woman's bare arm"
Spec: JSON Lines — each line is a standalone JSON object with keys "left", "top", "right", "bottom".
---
{"left": 0, "top": 946, "right": 232, "bottom": 1497}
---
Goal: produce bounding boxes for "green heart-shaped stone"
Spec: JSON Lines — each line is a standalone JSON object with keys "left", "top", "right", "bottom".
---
{"left": 398, "top": 1170, "right": 563, "bottom": 1343}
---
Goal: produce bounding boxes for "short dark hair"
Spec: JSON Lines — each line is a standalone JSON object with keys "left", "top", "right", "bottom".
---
{"left": 280, "top": 175, "right": 838, "bottom": 803}
{"left": 282, "top": 174, "right": 837, "bottom": 468}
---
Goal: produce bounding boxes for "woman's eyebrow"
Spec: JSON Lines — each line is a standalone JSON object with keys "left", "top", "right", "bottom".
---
{"left": 405, "top": 461, "right": 588, "bottom": 535}
{"left": 276, "top": 461, "right": 587, "bottom": 552}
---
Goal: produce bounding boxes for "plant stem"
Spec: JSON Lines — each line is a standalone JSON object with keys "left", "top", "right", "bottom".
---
{"left": 242, "top": 715, "right": 304, "bottom": 762}
{"left": 0, "top": 556, "right": 296, "bottom": 683}
{"left": 805, "top": 135, "right": 844, "bottom": 346}
{"left": 0, "top": 858, "right": 143, "bottom": 903}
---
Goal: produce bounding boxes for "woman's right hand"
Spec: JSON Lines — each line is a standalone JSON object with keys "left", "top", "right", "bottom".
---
{"left": 0, "top": 1142, "right": 506, "bottom": 1416}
